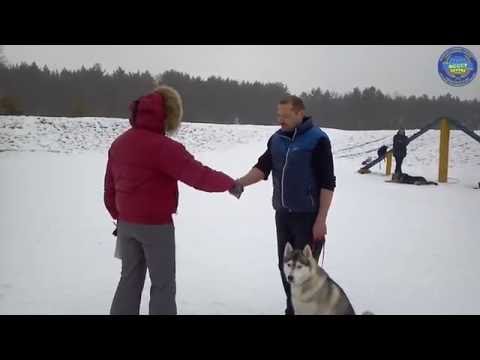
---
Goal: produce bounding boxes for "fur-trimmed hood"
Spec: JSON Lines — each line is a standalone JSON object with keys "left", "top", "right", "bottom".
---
{"left": 129, "top": 85, "right": 183, "bottom": 134}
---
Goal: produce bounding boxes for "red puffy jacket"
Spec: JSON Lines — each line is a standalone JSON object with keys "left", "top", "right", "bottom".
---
{"left": 104, "top": 90, "right": 235, "bottom": 225}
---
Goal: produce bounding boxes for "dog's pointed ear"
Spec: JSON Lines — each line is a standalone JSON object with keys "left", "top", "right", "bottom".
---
{"left": 284, "top": 242, "right": 293, "bottom": 258}
{"left": 303, "top": 244, "right": 313, "bottom": 259}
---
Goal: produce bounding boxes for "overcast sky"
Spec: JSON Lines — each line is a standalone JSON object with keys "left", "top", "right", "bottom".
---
{"left": 4, "top": 45, "right": 480, "bottom": 100}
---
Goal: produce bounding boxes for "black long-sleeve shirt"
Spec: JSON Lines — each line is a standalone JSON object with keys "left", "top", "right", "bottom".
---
{"left": 393, "top": 134, "right": 408, "bottom": 158}
{"left": 253, "top": 135, "right": 336, "bottom": 191}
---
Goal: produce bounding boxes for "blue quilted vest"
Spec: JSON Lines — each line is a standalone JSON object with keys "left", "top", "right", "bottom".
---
{"left": 270, "top": 118, "right": 329, "bottom": 212}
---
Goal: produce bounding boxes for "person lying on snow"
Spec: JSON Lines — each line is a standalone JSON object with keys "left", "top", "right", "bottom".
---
{"left": 391, "top": 172, "right": 438, "bottom": 185}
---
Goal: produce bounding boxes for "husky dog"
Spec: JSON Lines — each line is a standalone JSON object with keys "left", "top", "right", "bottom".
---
{"left": 283, "top": 243, "right": 356, "bottom": 315}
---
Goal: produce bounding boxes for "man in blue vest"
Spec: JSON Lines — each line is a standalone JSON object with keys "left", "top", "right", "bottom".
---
{"left": 233, "top": 95, "right": 336, "bottom": 315}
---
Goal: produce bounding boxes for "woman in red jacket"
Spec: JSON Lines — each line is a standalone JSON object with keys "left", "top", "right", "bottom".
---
{"left": 104, "top": 85, "right": 242, "bottom": 315}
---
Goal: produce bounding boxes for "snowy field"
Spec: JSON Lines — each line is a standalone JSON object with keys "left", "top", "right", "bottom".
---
{"left": 1, "top": 116, "right": 479, "bottom": 315}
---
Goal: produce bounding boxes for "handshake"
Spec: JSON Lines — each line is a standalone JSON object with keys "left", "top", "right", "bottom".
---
{"left": 229, "top": 179, "right": 244, "bottom": 199}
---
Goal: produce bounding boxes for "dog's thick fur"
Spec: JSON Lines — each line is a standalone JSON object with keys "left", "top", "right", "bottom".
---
{"left": 283, "top": 243, "right": 356, "bottom": 315}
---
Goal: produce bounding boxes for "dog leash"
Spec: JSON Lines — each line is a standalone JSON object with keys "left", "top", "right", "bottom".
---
{"left": 321, "top": 241, "right": 326, "bottom": 267}
{"left": 313, "top": 239, "right": 326, "bottom": 267}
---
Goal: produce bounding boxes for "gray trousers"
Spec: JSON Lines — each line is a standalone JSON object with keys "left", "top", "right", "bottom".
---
{"left": 110, "top": 221, "right": 177, "bottom": 315}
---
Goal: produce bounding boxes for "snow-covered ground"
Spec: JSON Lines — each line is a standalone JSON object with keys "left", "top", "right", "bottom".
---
{"left": 0, "top": 116, "right": 479, "bottom": 315}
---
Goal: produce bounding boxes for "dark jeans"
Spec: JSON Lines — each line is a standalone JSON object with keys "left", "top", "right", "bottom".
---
{"left": 275, "top": 211, "right": 325, "bottom": 315}
{"left": 394, "top": 155, "right": 404, "bottom": 174}
{"left": 110, "top": 221, "right": 176, "bottom": 315}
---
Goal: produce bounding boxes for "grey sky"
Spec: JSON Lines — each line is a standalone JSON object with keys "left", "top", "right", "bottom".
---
{"left": 4, "top": 45, "right": 480, "bottom": 100}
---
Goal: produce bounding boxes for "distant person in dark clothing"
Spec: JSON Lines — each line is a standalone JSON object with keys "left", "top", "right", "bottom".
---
{"left": 393, "top": 129, "right": 408, "bottom": 174}
{"left": 377, "top": 145, "right": 388, "bottom": 159}
{"left": 376, "top": 145, "right": 388, "bottom": 170}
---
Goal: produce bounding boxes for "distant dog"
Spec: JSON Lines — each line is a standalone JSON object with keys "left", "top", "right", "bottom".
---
{"left": 283, "top": 243, "right": 360, "bottom": 315}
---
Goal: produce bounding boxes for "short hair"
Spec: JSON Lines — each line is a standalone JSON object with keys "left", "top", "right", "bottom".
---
{"left": 279, "top": 95, "right": 305, "bottom": 112}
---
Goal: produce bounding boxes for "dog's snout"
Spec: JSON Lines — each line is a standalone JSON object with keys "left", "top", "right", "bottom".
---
{"left": 287, "top": 275, "right": 293, "bottom": 282}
